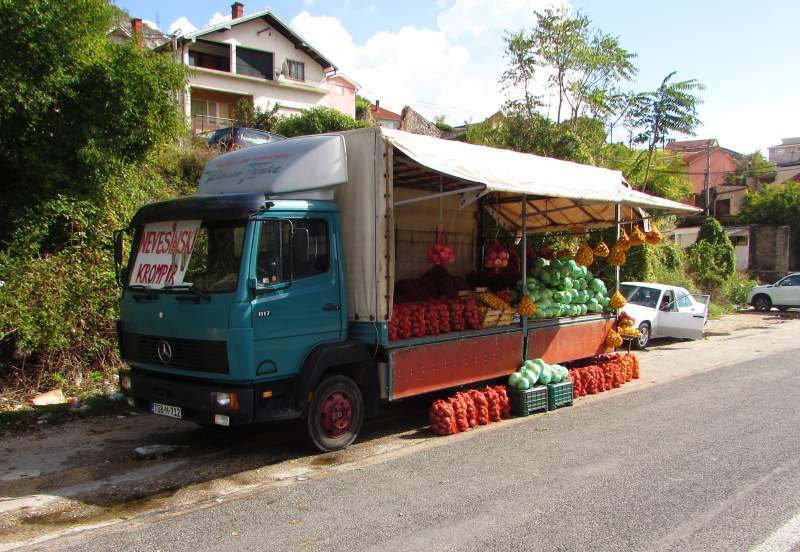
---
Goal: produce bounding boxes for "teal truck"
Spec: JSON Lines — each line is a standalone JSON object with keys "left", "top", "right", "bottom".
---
{"left": 115, "top": 128, "right": 696, "bottom": 451}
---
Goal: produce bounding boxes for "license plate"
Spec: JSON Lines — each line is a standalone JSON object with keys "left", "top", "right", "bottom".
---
{"left": 150, "top": 402, "right": 182, "bottom": 419}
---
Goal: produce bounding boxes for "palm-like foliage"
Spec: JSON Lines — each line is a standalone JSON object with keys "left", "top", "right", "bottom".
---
{"left": 629, "top": 72, "right": 704, "bottom": 192}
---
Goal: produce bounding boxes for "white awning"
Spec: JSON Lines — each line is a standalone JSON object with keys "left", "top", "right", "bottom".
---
{"left": 381, "top": 128, "right": 700, "bottom": 233}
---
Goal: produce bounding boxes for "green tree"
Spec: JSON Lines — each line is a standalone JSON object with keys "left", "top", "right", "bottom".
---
{"left": 599, "top": 143, "right": 692, "bottom": 201}
{"left": 434, "top": 114, "right": 453, "bottom": 132}
{"left": 0, "top": 0, "right": 185, "bottom": 244}
{"left": 740, "top": 181, "right": 800, "bottom": 259}
{"left": 355, "top": 95, "right": 371, "bottom": 120}
{"left": 233, "top": 98, "right": 280, "bottom": 132}
{"left": 502, "top": 7, "right": 637, "bottom": 125}
{"left": 724, "top": 151, "right": 776, "bottom": 186}
{"left": 0, "top": 0, "right": 188, "bottom": 389}
{"left": 273, "top": 106, "right": 371, "bottom": 138}
{"left": 687, "top": 218, "right": 735, "bottom": 290}
{"left": 628, "top": 72, "right": 704, "bottom": 193}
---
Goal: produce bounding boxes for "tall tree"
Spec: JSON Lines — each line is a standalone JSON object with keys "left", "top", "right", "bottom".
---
{"left": 628, "top": 72, "right": 704, "bottom": 193}
{"left": 502, "top": 7, "right": 637, "bottom": 125}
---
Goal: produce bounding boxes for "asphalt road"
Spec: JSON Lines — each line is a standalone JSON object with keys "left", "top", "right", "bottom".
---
{"left": 36, "top": 346, "right": 800, "bottom": 552}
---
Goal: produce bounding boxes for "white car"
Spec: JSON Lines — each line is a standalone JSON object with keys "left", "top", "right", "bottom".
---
{"left": 747, "top": 273, "right": 800, "bottom": 312}
{"left": 618, "top": 282, "right": 710, "bottom": 349}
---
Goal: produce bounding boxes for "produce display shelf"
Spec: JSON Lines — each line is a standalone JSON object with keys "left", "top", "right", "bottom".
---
{"left": 383, "top": 323, "right": 523, "bottom": 350}
{"left": 509, "top": 385, "right": 548, "bottom": 416}
{"left": 547, "top": 381, "right": 574, "bottom": 411}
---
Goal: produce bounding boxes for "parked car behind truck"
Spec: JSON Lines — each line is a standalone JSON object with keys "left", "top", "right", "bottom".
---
{"left": 618, "top": 282, "right": 709, "bottom": 349}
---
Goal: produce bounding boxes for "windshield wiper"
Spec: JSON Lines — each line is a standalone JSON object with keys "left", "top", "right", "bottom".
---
{"left": 127, "top": 285, "right": 158, "bottom": 300}
{"left": 162, "top": 284, "right": 211, "bottom": 302}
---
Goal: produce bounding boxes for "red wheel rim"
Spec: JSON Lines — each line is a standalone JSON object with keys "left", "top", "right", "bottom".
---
{"left": 320, "top": 391, "right": 353, "bottom": 437}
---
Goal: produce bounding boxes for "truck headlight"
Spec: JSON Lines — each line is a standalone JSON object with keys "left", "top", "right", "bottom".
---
{"left": 211, "top": 392, "right": 239, "bottom": 411}
{"left": 119, "top": 374, "right": 132, "bottom": 391}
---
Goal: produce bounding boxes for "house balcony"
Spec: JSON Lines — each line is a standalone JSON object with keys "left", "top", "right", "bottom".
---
{"left": 191, "top": 115, "right": 237, "bottom": 135}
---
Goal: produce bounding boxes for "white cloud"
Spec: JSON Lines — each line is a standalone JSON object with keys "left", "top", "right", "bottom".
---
{"left": 167, "top": 16, "right": 197, "bottom": 36}
{"left": 207, "top": 12, "right": 231, "bottom": 26}
{"left": 291, "top": 11, "right": 360, "bottom": 69}
{"left": 142, "top": 19, "right": 159, "bottom": 31}
{"left": 438, "top": 0, "right": 562, "bottom": 39}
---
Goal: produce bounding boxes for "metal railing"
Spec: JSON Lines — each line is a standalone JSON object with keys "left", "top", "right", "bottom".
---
{"left": 191, "top": 115, "right": 237, "bottom": 135}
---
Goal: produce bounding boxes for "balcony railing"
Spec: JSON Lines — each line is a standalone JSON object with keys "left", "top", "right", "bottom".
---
{"left": 191, "top": 115, "right": 237, "bottom": 135}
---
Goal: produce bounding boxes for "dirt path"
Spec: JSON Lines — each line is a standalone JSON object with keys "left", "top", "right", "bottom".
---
{"left": 1, "top": 311, "right": 797, "bottom": 550}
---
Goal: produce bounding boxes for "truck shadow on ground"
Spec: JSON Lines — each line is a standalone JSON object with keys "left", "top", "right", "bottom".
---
{"left": 0, "top": 398, "right": 433, "bottom": 520}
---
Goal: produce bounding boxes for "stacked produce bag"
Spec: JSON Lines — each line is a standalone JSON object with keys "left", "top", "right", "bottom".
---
{"left": 567, "top": 353, "right": 640, "bottom": 398}
{"left": 429, "top": 385, "right": 510, "bottom": 436}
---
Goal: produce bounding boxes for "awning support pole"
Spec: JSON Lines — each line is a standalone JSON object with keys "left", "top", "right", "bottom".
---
{"left": 614, "top": 203, "right": 621, "bottom": 291}
{"left": 393, "top": 185, "right": 485, "bottom": 207}
{"left": 521, "top": 194, "right": 528, "bottom": 361}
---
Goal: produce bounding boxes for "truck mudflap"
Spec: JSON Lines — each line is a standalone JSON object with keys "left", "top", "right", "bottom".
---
{"left": 122, "top": 369, "right": 300, "bottom": 426}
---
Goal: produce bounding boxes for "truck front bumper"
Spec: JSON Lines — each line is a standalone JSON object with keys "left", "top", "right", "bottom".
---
{"left": 121, "top": 368, "right": 300, "bottom": 426}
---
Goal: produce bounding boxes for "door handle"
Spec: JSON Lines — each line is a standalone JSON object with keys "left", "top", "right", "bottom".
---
{"left": 322, "top": 303, "right": 340, "bottom": 311}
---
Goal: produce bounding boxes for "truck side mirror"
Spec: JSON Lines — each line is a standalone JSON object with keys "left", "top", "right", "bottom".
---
{"left": 113, "top": 230, "right": 124, "bottom": 266}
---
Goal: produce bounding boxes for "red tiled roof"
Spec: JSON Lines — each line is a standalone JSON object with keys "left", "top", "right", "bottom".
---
{"left": 368, "top": 104, "right": 401, "bottom": 121}
{"left": 665, "top": 139, "right": 718, "bottom": 151}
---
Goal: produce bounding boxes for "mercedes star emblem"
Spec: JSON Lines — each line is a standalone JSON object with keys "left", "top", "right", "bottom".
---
{"left": 156, "top": 340, "right": 173, "bottom": 364}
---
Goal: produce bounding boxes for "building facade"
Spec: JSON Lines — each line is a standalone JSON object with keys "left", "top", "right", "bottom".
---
{"left": 768, "top": 137, "right": 800, "bottom": 185}
{"left": 160, "top": 3, "right": 357, "bottom": 134}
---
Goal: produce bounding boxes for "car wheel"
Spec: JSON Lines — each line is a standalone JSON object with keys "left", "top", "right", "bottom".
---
{"left": 305, "top": 375, "right": 364, "bottom": 453}
{"left": 633, "top": 322, "right": 650, "bottom": 350}
{"left": 752, "top": 294, "right": 772, "bottom": 312}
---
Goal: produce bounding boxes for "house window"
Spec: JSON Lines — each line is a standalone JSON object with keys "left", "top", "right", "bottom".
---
{"left": 730, "top": 235, "right": 748, "bottom": 246}
{"left": 286, "top": 60, "right": 305, "bottom": 81}
{"left": 334, "top": 84, "right": 344, "bottom": 95}
{"left": 715, "top": 199, "right": 731, "bottom": 216}
{"left": 191, "top": 99, "right": 218, "bottom": 119}
{"left": 236, "top": 47, "right": 274, "bottom": 80}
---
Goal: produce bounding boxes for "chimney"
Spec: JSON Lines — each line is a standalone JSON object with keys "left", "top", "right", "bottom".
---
{"left": 375, "top": 100, "right": 380, "bottom": 110}
{"left": 131, "top": 18, "right": 143, "bottom": 47}
{"left": 231, "top": 2, "right": 244, "bottom": 19}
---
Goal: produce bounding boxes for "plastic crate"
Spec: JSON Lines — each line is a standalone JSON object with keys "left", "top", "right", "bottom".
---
{"left": 509, "top": 385, "right": 548, "bottom": 416}
{"left": 547, "top": 380, "right": 574, "bottom": 411}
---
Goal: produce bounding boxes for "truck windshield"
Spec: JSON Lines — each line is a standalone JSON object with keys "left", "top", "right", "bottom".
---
{"left": 619, "top": 284, "right": 660, "bottom": 309}
{"left": 128, "top": 220, "right": 246, "bottom": 293}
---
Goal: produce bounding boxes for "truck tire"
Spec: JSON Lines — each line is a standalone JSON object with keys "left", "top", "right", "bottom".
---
{"left": 752, "top": 294, "right": 772, "bottom": 312}
{"left": 305, "top": 375, "right": 364, "bottom": 452}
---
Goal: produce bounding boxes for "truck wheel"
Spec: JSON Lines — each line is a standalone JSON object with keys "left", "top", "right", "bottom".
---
{"left": 752, "top": 294, "right": 772, "bottom": 312}
{"left": 633, "top": 322, "right": 650, "bottom": 350}
{"left": 305, "top": 375, "right": 364, "bottom": 452}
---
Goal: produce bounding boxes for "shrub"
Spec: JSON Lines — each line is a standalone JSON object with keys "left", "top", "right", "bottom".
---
{"left": 273, "top": 106, "right": 371, "bottom": 138}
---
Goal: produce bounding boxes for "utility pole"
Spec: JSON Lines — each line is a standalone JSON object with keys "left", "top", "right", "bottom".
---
{"left": 704, "top": 141, "right": 711, "bottom": 216}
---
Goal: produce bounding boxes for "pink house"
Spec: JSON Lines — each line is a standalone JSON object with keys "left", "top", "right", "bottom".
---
{"left": 665, "top": 139, "right": 739, "bottom": 209}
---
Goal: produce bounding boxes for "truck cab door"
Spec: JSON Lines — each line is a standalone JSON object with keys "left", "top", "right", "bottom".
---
{"left": 249, "top": 216, "right": 343, "bottom": 380}
{"left": 656, "top": 290, "right": 707, "bottom": 340}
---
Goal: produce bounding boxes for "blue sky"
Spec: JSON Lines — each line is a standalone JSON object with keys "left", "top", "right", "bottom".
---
{"left": 115, "top": 0, "right": 800, "bottom": 154}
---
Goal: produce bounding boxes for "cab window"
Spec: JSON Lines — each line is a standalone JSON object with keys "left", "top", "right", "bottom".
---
{"left": 256, "top": 218, "right": 329, "bottom": 284}
{"left": 676, "top": 293, "right": 693, "bottom": 309}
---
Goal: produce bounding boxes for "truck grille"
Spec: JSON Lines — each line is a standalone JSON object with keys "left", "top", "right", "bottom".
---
{"left": 122, "top": 332, "right": 229, "bottom": 374}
